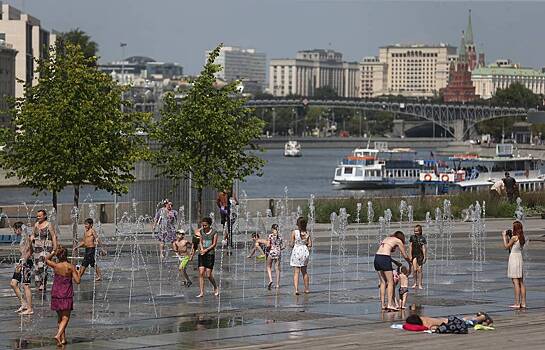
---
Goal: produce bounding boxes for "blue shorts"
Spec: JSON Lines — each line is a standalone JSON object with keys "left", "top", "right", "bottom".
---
{"left": 374, "top": 254, "right": 393, "bottom": 271}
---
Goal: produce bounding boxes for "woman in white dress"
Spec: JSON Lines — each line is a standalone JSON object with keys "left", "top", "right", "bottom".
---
{"left": 290, "top": 217, "right": 312, "bottom": 295}
{"left": 502, "top": 220, "right": 526, "bottom": 309}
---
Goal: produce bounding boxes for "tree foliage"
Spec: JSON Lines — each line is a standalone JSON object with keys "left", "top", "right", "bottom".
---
{"left": 152, "top": 44, "right": 265, "bottom": 219}
{"left": 492, "top": 82, "right": 541, "bottom": 109}
{"left": 0, "top": 43, "right": 150, "bottom": 211}
{"left": 313, "top": 86, "right": 338, "bottom": 99}
{"left": 57, "top": 28, "right": 99, "bottom": 60}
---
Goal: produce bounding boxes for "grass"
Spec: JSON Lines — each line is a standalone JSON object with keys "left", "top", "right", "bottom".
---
{"left": 312, "top": 191, "right": 545, "bottom": 223}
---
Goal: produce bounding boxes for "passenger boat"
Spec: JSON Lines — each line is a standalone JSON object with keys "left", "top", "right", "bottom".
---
{"left": 284, "top": 140, "right": 302, "bottom": 157}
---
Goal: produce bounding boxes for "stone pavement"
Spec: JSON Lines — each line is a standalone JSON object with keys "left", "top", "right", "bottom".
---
{"left": 1, "top": 217, "right": 545, "bottom": 349}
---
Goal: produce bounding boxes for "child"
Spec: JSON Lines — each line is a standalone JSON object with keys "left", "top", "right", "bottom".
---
{"left": 73, "top": 218, "right": 103, "bottom": 281}
{"left": 172, "top": 229, "right": 194, "bottom": 287}
{"left": 10, "top": 222, "right": 34, "bottom": 315}
{"left": 247, "top": 232, "right": 269, "bottom": 260}
{"left": 266, "top": 224, "right": 285, "bottom": 290}
{"left": 398, "top": 265, "right": 410, "bottom": 309}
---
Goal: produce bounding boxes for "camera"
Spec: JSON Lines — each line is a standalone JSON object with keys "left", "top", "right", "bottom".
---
{"left": 76, "top": 264, "right": 81, "bottom": 271}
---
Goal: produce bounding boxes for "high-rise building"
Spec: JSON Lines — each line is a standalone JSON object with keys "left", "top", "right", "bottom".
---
{"left": 269, "top": 49, "right": 359, "bottom": 97}
{"left": 360, "top": 56, "right": 387, "bottom": 98}
{"left": 207, "top": 46, "right": 266, "bottom": 92}
{"left": 0, "top": 3, "right": 56, "bottom": 98}
{"left": 0, "top": 39, "right": 16, "bottom": 126}
{"left": 378, "top": 44, "right": 456, "bottom": 97}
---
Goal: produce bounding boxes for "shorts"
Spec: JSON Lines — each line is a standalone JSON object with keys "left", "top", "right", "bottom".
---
{"left": 12, "top": 259, "right": 33, "bottom": 284}
{"left": 82, "top": 247, "right": 96, "bottom": 268}
{"left": 399, "top": 287, "right": 408, "bottom": 297}
{"left": 412, "top": 255, "right": 425, "bottom": 266}
{"left": 178, "top": 256, "right": 190, "bottom": 270}
{"left": 436, "top": 316, "right": 468, "bottom": 334}
{"left": 198, "top": 253, "right": 215, "bottom": 269}
{"left": 374, "top": 254, "right": 393, "bottom": 271}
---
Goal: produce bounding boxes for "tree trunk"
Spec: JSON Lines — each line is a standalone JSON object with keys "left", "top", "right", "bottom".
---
{"left": 72, "top": 184, "right": 80, "bottom": 255}
{"left": 52, "top": 190, "right": 58, "bottom": 214}
{"left": 196, "top": 187, "right": 203, "bottom": 223}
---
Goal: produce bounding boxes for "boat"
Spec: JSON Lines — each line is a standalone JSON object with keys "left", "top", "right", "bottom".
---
{"left": 284, "top": 140, "right": 302, "bottom": 157}
{"left": 332, "top": 142, "right": 430, "bottom": 189}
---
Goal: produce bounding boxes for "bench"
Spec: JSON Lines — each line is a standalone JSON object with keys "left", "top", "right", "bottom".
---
{"left": 0, "top": 234, "right": 21, "bottom": 244}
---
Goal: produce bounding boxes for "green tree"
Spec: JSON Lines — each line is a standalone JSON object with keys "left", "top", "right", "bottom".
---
{"left": 152, "top": 44, "right": 265, "bottom": 220}
{"left": 314, "top": 86, "right": 338, "bottom": 99}
{"left": 370, "top": 111, "right": 394, "bottom": 136}
{"left": 492, "top": 82, "right": 541, "bottom": 109}
{"left": 0, "top": 44, "right": 150, "bottom": 242}
{"left": 57, "top": 28, "right": 99, "bottom": 60}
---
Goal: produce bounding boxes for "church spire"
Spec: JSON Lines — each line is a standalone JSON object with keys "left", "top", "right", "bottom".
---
{"left": 459, "top": 31, "right": 467, "bottom": 61}
{"left": 465, "top": 9, "right": 474, "bottom": 45}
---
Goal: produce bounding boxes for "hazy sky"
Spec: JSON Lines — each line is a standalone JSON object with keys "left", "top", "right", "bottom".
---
{"left": 6, "top": 0, "right": 545, "bottom": 74}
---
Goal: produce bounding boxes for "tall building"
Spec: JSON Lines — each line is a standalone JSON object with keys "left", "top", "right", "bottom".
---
{"left": 360, "top": 56, "right": 387, "bottom": 98}
{"left": 207, "top": 46, "right": 266, "bottom": 92}
{"left": 472, "top": 65, "right": 545, "bottom": 99}
{"left": 0, "top": 39, "right": 16, "bottom": 126}
{"left": 442, "top": 10, "right": 481, "bottom": 102}
{"left": 378, "top": 44, "right": 456, "bottom": 97}
{"left": 269, "top": 49, "right": 359, "bottom": 97}
{"left": 0, "top": 3, "right": 56, "bottom": 98}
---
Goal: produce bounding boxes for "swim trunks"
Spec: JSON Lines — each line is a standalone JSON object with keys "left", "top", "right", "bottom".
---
{"left": 178, "top": 255, "right": 190, "bottom": 270}
{"left": 374, "top": 254, "right": 393, "bottom": 271}
{"left": 82, "top": 247, "right": 96, "bottom": 268}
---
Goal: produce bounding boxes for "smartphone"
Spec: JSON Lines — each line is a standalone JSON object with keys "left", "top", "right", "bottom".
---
{"left": 76, "top": 264, "right": 81, "bottom": 271}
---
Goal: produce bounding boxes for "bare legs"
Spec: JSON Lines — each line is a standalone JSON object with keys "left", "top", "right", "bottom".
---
{"left": 266, "top": 257, "right": 282, "bottom": 289}
{"left": 78, "top": 265, "right": 102, "bottom": 281}
{"left": 411, "top": 258, "right": 423, "bottom": 289}
{"left": 11, "top": 280, "right": 33, "bottom": 314}
{"left": 377, "top": 270, "right": 397, "bottom": 310}
{"left": 293, "top": 265, "right": 309, "bottom": 295}
{"left": 197, "top": 267, "right": 218, "bottom": 297}
{"left": 510, "top": 278, "right": 527, "bottom": 308}
{"left": 54, "top": 310, "right": 70, "bottom": 345}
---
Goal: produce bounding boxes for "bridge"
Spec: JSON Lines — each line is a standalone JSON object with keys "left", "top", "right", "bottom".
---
{"left": 245, "top": 99, "right": 530, "bottom": 140}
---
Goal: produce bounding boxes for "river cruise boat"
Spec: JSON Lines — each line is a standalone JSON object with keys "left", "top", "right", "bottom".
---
{"left": 284, "top": 140, "right": 302, "bottom": 157}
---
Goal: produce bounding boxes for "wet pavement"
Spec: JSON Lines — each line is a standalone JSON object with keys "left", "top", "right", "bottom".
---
{"left": 1, "top": 218, "right": 545, "bottom": 349}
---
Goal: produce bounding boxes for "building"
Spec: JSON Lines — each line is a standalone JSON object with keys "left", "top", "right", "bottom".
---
{"left": 0, "top": 3, "right": 56, "bottom": 98}
{"left": 269, "top": 49, "right": 359, "bottom": 98}
{"left": 472, "top": 66, "right": 545, "bottom": 99}
{"left": 99, "top": 56, "right": 183, "bottom": 84}
{"left": 377, "top": 44, "right": 456, "bottom": 97}
{"left": 442, "top": 34, "right": 478, "bottom": 102}
{"left": 0, "top": 39, "right": 16, "bottom": 126}
{"left": 360, "top": 56, "right": 387, "bottom": 98}
{"left": 207, "top": 46, "right": 266, "bottom": 92}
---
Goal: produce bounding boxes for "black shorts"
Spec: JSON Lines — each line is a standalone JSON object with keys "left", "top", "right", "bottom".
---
{"left": 374, "top": 254, "right": 393, "bottom": 271}
{"left": 12, "top": 259, "right": 33, "bottom": 284}
{"left": 82, "top": 247, "right": 96, "bottom": 268}
{"left": 198, "top": 253, "right": 215, "bottom": 269}
{"left": 412, "top": 255, "right": 425, "bottom": 266}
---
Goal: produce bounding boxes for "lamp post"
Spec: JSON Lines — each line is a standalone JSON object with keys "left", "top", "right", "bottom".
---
{"left": 272, "top": 108, "right": 276, "bottom": 136}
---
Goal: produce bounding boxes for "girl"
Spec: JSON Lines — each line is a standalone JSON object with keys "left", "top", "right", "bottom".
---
{"left": 46, "top": 246, "right": 81, "bottom": 346}
{"left": 290, "top": 217, "right": 312, "bottom": 295}
{"left": 503, "top": 221, "right": 526, "bottom": 309}
{"left": 267, "top": 224, "right": 285, "bottom": 290}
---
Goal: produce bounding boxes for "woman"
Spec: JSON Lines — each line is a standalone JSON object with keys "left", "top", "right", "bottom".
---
{"left": 152, "top": 199, "right": 178, "bottom": 259}
{"left": 374, "top": 231, "right": 411, "bottom": 311}
{"left": 195, "top": 217, "right": 219, "bottom": 298}
{"left": 290, "top": 217, "right": 312, "bottom": 295}
{"left": 409, "top": 224, "right": 427, "bottom": 289}
{"left": 267, "top": 224, "right": 285, "bottom": 290}
{"left": 502, "top": 221, "right": 526, "bottom": 309}
{"left": 45, "top": 246, "right": 81, "bottom": 346}
{"left": 32, "top": 209, "right": 58, "bottom": 292}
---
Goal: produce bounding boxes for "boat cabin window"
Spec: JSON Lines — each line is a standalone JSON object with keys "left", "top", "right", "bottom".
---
{"left": 344, "top": 167, "right": 353, "bottom": 175}
{"left": 336, "top": 168, "right": 341, "bottom": 176}
{"left": 356, "top": 168, "right": 363, "bottom": 177}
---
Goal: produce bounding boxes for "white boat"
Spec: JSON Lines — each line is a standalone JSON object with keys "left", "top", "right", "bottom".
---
{"left": 284, "top": 140, "right": 302, "bottom": 157}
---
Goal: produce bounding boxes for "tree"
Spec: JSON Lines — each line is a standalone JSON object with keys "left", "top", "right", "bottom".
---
{"left": 492, "top": 82, "right": 541, "bottom": 109}
{"left": 152, "top": 44, "right": 265, "bottom": 220}
{"left": 0, "top": 43, "right": 150, "bottom": 243}
{"left": 314, "top": 86, "right": 338, "bottom": 99}
{"left": 57, "top": 28, "right": 99, "bottom": 60}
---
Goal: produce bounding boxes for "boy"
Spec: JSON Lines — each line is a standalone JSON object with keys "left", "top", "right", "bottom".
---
{"left": 172, "top": 229, "right": 194, "bottom": 287}
{"left": 73, "top": 218, "right": 103, "bottom": 281}
{"left": 10, "top": 222, "right": 34, "bottom": 315}
{"left": 398, "top": 265, "right": 410, "bottom": 309}
{"left": 247, "top": 232, "right": 269, "bottom": 260}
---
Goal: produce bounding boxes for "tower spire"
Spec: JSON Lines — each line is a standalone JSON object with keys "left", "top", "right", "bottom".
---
{"left": 465, "top": 9, "right": 474, "bottom": 45}
{"left": 459, "top": 31, "right": 467, "bottom": 61}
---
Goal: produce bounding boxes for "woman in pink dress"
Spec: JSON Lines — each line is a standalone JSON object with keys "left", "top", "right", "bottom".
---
{"left": 46, "top": 246, "right": 81, "bottom": 346}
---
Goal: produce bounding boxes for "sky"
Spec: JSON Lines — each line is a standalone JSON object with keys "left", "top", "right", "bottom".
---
{"left": 6, "top": 0, "right": 545, "bottom": 75}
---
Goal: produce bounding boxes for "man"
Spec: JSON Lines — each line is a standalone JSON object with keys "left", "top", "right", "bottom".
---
{"left": 10, "top": 222, "right": 34, "bottom": 315}
{"left": 503, "top": 172, "right": 517, "bottom": 202}
{"left": 216, "top": 189, "right": 237, "bottom": 246}
{"left": 73, "top": 218, "right": 103, "bottom": 281}
{"left": 32, "top": 209, "right": 58, "bottom": 291}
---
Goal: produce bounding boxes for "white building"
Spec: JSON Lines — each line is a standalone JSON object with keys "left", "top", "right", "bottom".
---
{"left": 207, "top": 46, "right": 266, "bottom": 92}
{"left": 269, "top": 49, "right": 359, "bottom": 98}
{"left": 472, "top": 65, "right": 545, "bottom": 99}
{"left": 0, "top": 3, "right": 56, "bottom": 98}
{"left": 0, "top": 39, "right": 16, "bottom": 126}
{"left": 360, "top": 56, "right": 387, "bottom": 98}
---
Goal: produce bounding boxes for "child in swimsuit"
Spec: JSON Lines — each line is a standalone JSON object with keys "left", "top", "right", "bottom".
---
{"left": 173, "top": 229, "right": 194, "bottom": 287}
{"left": 247, "top": 232, "right": 269, "bottom": 260}
{"left": 398, "top": 265, "right": 410, "bottom": 309}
